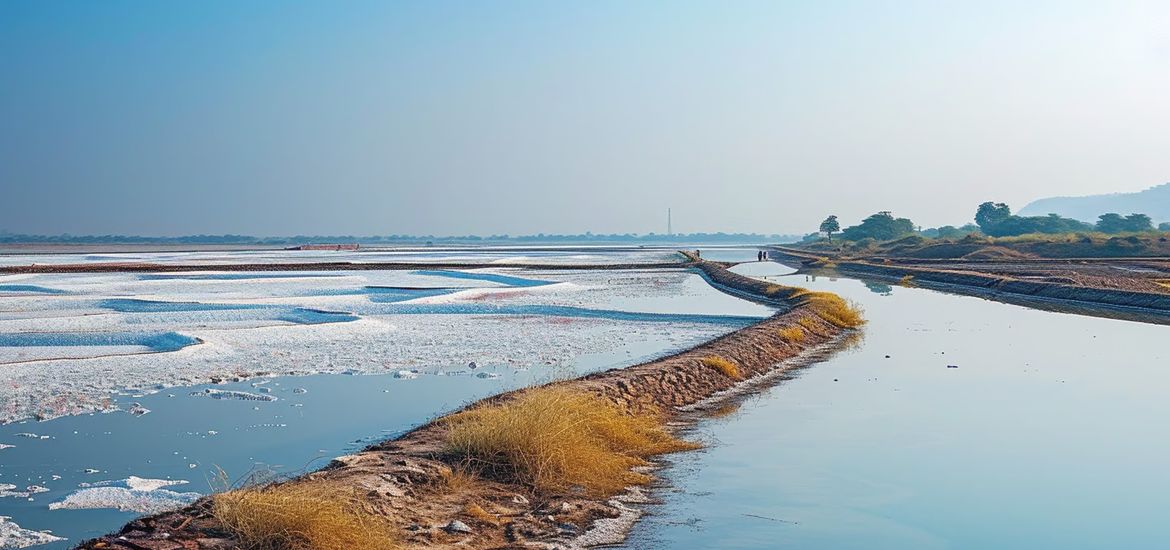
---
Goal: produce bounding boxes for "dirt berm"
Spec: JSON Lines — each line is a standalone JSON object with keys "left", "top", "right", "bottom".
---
{"left": 770, "top": 246, "right": 1170, "bottom": 324}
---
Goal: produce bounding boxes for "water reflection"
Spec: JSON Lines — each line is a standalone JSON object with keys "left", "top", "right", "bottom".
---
{"left": 624, "top": 273, "right": 1170, "bottom": 549}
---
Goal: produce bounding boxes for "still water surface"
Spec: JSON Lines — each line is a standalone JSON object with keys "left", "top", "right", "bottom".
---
{"left": 623, "top": 262, "right": 1170, "bottom": 549}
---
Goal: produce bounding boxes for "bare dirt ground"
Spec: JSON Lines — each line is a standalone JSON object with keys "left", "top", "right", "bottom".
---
{"left": 774, "top": 245, "right": 1170, "bottom": 294}
{"left": 881, "top": 259, "right": 1170, "bottom": 294}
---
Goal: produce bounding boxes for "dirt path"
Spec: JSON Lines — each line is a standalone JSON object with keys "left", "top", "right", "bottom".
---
{"left": 769, "top": 246, "right": 1170, "bottom": 324}
{"left": 76, "top": 257, "right": 857, "bottom": 550}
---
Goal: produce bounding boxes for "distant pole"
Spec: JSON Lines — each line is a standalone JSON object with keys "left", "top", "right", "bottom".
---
{"left": 668, "top": 208, "right": 672, "bottom": 236}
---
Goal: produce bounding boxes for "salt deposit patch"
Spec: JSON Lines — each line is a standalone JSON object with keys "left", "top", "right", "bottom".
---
{"left": 49, "top": 477, "right": 198, "bottom": 514}
{"left": 0, "top": 516, "right": 64, "bottom": 549}
{"left": 0, "top": 267, "right": 761, "bottom": 422}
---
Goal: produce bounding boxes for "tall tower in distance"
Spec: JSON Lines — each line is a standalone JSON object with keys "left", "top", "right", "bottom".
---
{"left": 667, "top": 208, "right": 672, "bottom": 236}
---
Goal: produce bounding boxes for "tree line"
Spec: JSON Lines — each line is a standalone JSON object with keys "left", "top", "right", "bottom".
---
{"left": 815, "top": 202, "right": 1170, "bottom": 242}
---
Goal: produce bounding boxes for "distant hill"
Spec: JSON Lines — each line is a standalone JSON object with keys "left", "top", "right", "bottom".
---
{"left": 1019, "top": 183, "right": 1170, "bottom": 223}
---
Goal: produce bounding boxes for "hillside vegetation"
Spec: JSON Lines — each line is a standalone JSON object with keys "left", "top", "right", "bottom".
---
{"left": 1019, "top": 183, "right": 1170, "bottom": 223}
{"left": 799, "top": 232, "right": 1170, "bottom": 259}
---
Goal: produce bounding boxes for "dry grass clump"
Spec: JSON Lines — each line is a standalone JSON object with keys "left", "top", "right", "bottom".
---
{"left": 463, "top": 503, "right": 500, "bottom": 526}
{"left": 700, "top": 355, "right": 742, "bottom": 379}
{"left": 797, "top": 316, "right": 828, "bottom": 336}
{"left": 776, "top": 325, "right": 805, "bottom": 343}
{"left": 807, "top": 257, "right": 838, "bottom": 268}
{"left": 444, "top": 387, "right": 697, "bottom": 497}
{"left": 437, "top": 466, "right": 481, "bottom": 493}
{"left": 899, "top": 274, "right": 916, "bottom": 287}
{"left": 212, "top": 482, "right": 399, "bottom": 550}
{"left": 791, "top": 291, "right": 866, "bottom": 328}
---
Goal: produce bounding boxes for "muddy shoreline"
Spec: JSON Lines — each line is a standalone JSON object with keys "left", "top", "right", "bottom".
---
{"left": 76, "top": 256, "right": 856, "bottom": 550}
{"left": 769, "top": 246, "right": 1170, "bottom": 324}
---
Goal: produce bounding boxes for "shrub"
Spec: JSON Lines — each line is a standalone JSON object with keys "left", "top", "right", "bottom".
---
{"left": 700, "top": 356, "right": 742, "bottom": 379}
{"left": 444, "top": 387, "right": 697, "bottom": 497}
{"left": 212, "top": 482, "right": 400, "bottom": 550}
{"left": 776, "top": 326, "right": 805, "bottom": 343}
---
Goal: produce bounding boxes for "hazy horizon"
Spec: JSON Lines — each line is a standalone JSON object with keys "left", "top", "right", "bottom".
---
{"left": 3, "top": 1, "right": 1169, "bottom": 237}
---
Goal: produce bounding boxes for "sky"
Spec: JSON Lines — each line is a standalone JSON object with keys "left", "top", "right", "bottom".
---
{"left": 2, "top": 1, "right": 1169, "bottom": 237}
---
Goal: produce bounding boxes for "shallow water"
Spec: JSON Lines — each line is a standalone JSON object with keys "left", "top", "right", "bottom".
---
{"left": 622, "top": 264, "right": 1170, "bottom": 549}
{"left": 0, "top": 246, "right": 683, "bottom": 268}
{"left": 0, "top": 259, "right": 771, "bottom": 547}
{"left": 0, "top": 324, "right": 720, "bottom": 548}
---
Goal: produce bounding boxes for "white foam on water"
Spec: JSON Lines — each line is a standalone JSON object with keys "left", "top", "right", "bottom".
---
{"left": 404, "top": 281, "right": 580, "bottom": 304}
{"left": 49, "top": 477, "right": 198, "bottom": 514}
{"left": 0, "top": 267, "right": 757, "bottom": 423}
{"left": 0, "top": 516, "right": 65, "bottom": 549}
{"left": 125, "top": 476, "right": 188, "bottom": 492}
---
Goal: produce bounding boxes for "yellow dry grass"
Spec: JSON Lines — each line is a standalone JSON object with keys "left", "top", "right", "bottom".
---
{"left": 899, "top": 274, "right": 916, "bottom": 287}
{"left": 797, "top": 316, "right": 828, "bottom": 336}
{"left": 212, "top": 482, "right": 399, "bottom": 550}
{"left": 700, "top": 356, "right": 742, "bottom": 379}
{"left": 444, "top": 387, "right": 697, "bottom": 497}
{"left": 463, "top": 503, "right": 500, "bottom": 526}
{"left": 776, "top": 325, "right": 805, "bottom": 343}
{"left": 791, "top": 291, "right": 866, "bottom": 328}
{"left": 437, "top": 465, "right": 481, "bottom": 493}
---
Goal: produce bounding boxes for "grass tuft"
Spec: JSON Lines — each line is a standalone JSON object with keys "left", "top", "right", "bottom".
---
{"left": 700, "top": 356, "right": 742, "bottom": 379}
{"left": 776, "top": 325, "right": 805, "bottom": 343}
{"left": 444, "top": 387, "right": 697, "bottom": 497}
{"left": 791, "top": 292, "right": 866, "bottom": 328}
{"left": 437, "top": 465, "right": 481, "bottom": 493}
{"left": 463, "top": 503, "right": 500, "bottom": 526}
{"left": 212, "top": 482, "right": 400, "bottom": 550}
{"left": 899, "top": 275, "right": 916, "bottom": 287}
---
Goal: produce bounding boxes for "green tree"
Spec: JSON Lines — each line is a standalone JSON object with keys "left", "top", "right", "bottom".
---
{"left": 1159, "top": 222, "right": 1170, "bottom": 232}
{"left": 975, "top": 202, "right": 1012, "bottom": 231}
{"left": 1097, "top": 213, "right": 1153, "bottom": 233}
{"left": 819, "top": 215, "right": 840, "bottom": 242}
{"left": 1096, "top": 213, "right": 1127, "bottom": 233}
{"left": 841, "top": 211, "right": 916, "bottom": 241}
{"left": 1124, "top": 213, "right": 1153, "bottom": 232}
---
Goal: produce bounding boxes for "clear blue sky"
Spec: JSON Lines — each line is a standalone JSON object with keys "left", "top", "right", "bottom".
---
{"left": 2, "top": 1, "right": 1168, "bottom": 236}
